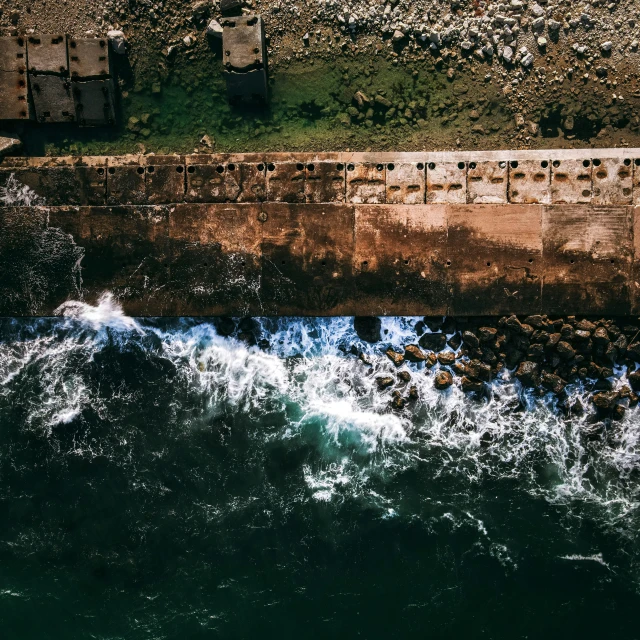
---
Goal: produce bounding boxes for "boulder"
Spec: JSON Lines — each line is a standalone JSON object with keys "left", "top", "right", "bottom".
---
{"left": 0, "top": 137, "right": 21, "bottom": 157}
{"left": 206, "top": 19, "right": 224, "bottom": 38}
{"left": 386, "top": 349, "right": 405, "bottom": 366}
{"left": 376, "top": 376, "right": 394, "bottom": 389}
{"left": 515, "top": 361, "right": 540, "bottom": 387}
{"left": 354, "top": 316, "right": 381, "bottom": 342}
{"left": 434, "top": 371, "right": 453, "bottom": 390}
{"left": 557, "top": 340, "right": 576, "bottom": 360}
{"left": 419, "top": 332, "right": 447, "bottom": 351}
{"left": 437, "top": 352, "right": 456, "bottom": 366}
{"left": 461, "top": 376, "right": 484, "bottom": 392}
{"left": 404, "top": 344, "right": 427, "bottom": 363}
{"left": 462, "top": 330, "right": 480, "bottom": 348}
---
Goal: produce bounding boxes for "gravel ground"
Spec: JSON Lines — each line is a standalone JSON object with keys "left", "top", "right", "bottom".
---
{"left": 2, "top": 0, "right": 640, "bottom": 149}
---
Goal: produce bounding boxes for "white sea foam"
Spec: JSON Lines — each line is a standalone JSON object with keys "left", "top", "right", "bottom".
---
{"left": 55, "top": 292, "right": 143, "bottom": 333}
{"left": 0, "top": 173, "right": 44, "bottom": 206}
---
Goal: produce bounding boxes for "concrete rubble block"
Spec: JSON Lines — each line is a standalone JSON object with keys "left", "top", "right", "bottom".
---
{"left": 385, "top": 161, "right": 425, "bottom": 205}
{"left": 353, "top": 204, "right": 448, "bottom": 315}
{"left": 30, "top": 75, "right": 76, "bottom": 123}
{"left": 185, "top": 156, "right": 242, "bottom": 203}
{"left": 106, "top": 155, "right": 146, "bottom": 205}
{"left": 224, "top": 68, "right": 268, "bottom": 103}
{"left": 632, "top": 206, "right": 640, "bottom": 314}
{"left": 72, "top": 78, "right": 116, "bottom": 126}
{"left": 1, "top": 156, "right": 107, "bottom": 205}
{"left": 467, "top": 159, "right": 508, "bottom": 204}
{"left": 222, "top": 15, "right": 266, "bottom": 71}
{"left": 235, "top": 161, "right": 267, "bottom": 202}
{"left": 261, "top": 203, "right": 356, "bottom": 315}
{"left": 346, "top": 162, "right": 386, "bottom": 204}
{"left": 266, "top": 161, "right": 306, "bottom": 203}
{"left": 27, "top": 34, "right": 68, "bottom": 74}
{"left": 426, "top": 160, "right": 467, "bottom": 204}
{"left": 144, "top": 155, "right": 186, "bottom": 205}
{"left": 550, "top": 158, "right": 592, "bottom": 204}
{"left": 508, "top": 158, "right": 551, "bottom": 204}
{"left": 542, "top": 204, "right": 633, "bottom": 315}
{"left": 591, "top": 157, "right": 633, "bottom": 205}
{"left": 68, "top": 37, "right": 111, "bottom": 78}
{"left": 0, "top": 137, "right": 21, "bottom": 156}
{"left": 305, "top": 160, "right": 346, "bottom": 203}
{"left": 0, "top": 37, "right": 30, "bottom": 119}
{"left": 447, "top": 204, "right": 543, "bottom": 315}
{"left": 49, "top": 205, "right": 172, "bottom": 314}
{"left": 169, "top": 203, "right": 263, "bottom": 315}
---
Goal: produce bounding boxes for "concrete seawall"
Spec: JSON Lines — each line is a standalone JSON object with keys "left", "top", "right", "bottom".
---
{"left": 1, "top": 150, "right": 640, "bottom": 316}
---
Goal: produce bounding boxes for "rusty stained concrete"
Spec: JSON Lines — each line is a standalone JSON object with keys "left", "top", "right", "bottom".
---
{"left": 1, "top": 201, "right": 639, "bottom": 316}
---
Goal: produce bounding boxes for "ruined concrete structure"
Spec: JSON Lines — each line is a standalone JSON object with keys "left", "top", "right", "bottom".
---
{"left": 1, "top": 149, "right": 639, "bottom": 316}
{"left": 0, "top": 35, "right": 115, "bottom": 125}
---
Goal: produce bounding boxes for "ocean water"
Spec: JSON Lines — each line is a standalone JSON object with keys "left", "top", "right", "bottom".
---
{"left": 1, "top": 296, "right": 640, "bottom": 638}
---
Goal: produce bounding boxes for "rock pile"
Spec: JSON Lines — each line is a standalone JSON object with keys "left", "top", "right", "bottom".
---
{"left": 358, "top": 314, "right": 640, "bottom": 420}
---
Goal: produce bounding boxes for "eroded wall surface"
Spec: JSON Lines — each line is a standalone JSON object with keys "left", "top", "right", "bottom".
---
{"left": 1, "top": 150, "right": 639, "bottom": 316}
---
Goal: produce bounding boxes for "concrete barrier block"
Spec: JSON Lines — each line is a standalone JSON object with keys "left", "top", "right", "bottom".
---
{"left": 236, "top": 161, "right": 267, "bottom": 202}
{"left": 107, "top": 156, "right": 146, "bottom": 205}
{"left": 550, "top": 158, "right": 592, "bottom": 204}
{"left": 169, "top": 203, "right": 263, "bottom": 315}
{"left": 31, "top": 75, "right": 76, "bottom": 123}
{"left": 346, "top": 162, "right": 385, "bottom": 204}
{"left": 426, "top": 160, "right": 466, "bottom": 204}
{"left": 27, "top": 34, "right": 68, "bottom": 74}
{"left": 635, "top": 159, "right": 640, "bottom": 205}
{"left": 186, "top": 157, "right": 241, "bottom": 203}
{"left": 266, "top": 161, "right": 305, "bottom": 203}
{"left": 467, "top": 160, "right": 508, "bottom": 204}
{"left": 508, "top": 158, "right": 551, "bottom": 204}
{"left": 447, "top": 204, "right": 543, "bottom": 315}
{"left": 353, "top": 204, "right": 447, "bottom": 315}
{"left": 591, "top": 157, "right": 633, "bottom": 205}
{"left": 0, "top": 71, "right": 30, "bottom": 120}
{"left": 261, "top": 203, "right": 355, "bottom": 314}
{"left": 72, "top": 78, "right": 116, "bottom": 126}
{"left": 542, "top": 205, "right": 632, "bottom": 314}
{"left": 68, "top": 37, "right": 110, "bottom": 78}
{"left": 305, "top": 161, "right": 346, "bottom": 203}
{"left": 385, "top": 161, "right": 425, "bottom": 204}
{"left": 0, "top": 36, "right": 27, "bottom": 73}
{"left": 633, "top": 206, "right": 640, "bottom": 314}
{"left": 144, "top": 156, "right": 185, "bottom": 204}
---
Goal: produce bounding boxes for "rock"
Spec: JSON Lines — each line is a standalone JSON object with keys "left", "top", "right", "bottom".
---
{"left": 469, "top": 109, "right": 481, "bottom": 120}
{"left": 375, "top": 95, "right": 392, "bottom": 108}
{"left": 548, "top": 19, "right": 562, "bottom": 32}
{"left": 386, "top": 349, "right": 405, "bottom": 366}
{"left": 462, "top": 331, "right": 480, "bottom": 348}
{"left": 376, "top": 376, "right": 394, "bottom": 389}
{"left": 354, "top": 317, "right": 381, "bottom": 342}
{"left": 206, "top": 19, "right": 224, "bottom": 38}
{"left": 409, "top": 385, "right": 419, "bottom": 400}
{"left": 183, "top": 34, "right": 196, "bottom": 47}
{"left": 627, "top": 342, "right": 640, "bottom": 361}
{"left": 521, "top": 52, "right": 534, "bottom": 68}
{"left": 419, "top": 332, "right": 447, "bottom": 351}
{"left": 502, "top": 46, "right": 513, "bottom": 63}
{"left": 0, "top": 137, "right": 21, "bottom": 157}
{"left": 515, "top": 361, "right": 540, "bottom": 386}
{"left": 628, "top": 371, "right": 640, "bottom": 392}
{"left": 478, "top": 327, "right": 498, "bottom": 342}
{"left": 221, "top": 0, "right": 244, "bottom": 17}
{"left": 531, "top": 17, "right": 545, "bottom": 32}
{"left": 541, "top": 372, "right": 565, "bottom": 394}
{"left": 557, "top": 341, "right": 576, "bottom": 360}
{"left": 214, "top": 316, "right": 236, "bottom": 336}
{"left": 437, "top": 351, "right": 456, "bottom": 366}
{"left": 465, "top": 359, "right": 492, "bottom": 382}
{"left": 576, "top": 319, "right": 596, "bottom": 332}
{"left": 107, "top": 30, "right": 127, "bottom": 55}
{"left": 426, "top": 352, "right": 438, "bottom": 368}
{"left": 398, "top": 370, "right": 411, "bottom": 383}
{"left": 392, "top": 30, "right": 405, "bottom": 43}
{"left": 537, "top": 37, "right": 547, "bottom": 48}
{"left": 391, "top": 391, "right": 406, "bottom": 410}
{"left": 404, "top": 344, "right": 427, "bottom": 362}
{"left": 353, "top": 90, "right": 370, "bottom": 107}
{"left": 592, "top": 391, "right": 617, "bottom": 410}
{"left": 461, "top": 376, "right": 484, "bottom": 392}
{"left": 592, "top": 326, "right": 610, "bottom": 346}
{"left": 434, "top": 371, "right": 453, "bottom": 390}
{"left": 601, "top": 41, "right": 613, "bottom": 53}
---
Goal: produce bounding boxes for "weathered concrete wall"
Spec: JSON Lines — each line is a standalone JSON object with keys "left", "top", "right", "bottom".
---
{"left": 1, "top": 150, "right": 639, "bottom": 316}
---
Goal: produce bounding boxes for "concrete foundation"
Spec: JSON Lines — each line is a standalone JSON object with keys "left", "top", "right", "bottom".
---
{"left": 1, "top": 149, "right": 640, "bottom": 316}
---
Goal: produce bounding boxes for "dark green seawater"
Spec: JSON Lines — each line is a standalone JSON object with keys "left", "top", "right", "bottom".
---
{"left": 1, "top": 298, "right": 640, "bottom": 638}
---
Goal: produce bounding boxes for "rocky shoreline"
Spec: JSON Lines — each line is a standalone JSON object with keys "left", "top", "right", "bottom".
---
{"left": 352, "top": 315, "right": 640, "bottom": 421}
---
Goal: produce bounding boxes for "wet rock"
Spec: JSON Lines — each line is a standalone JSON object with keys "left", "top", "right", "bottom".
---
{"left": 391, "top": 391, "right": 406, "bottom": 410}
{"left": 576, "top": 319, "right": 596, "bottom": 333}
{"left": 465, "top": 359, "right": 492, "bottom": 382}
{"left": 462, "top": 330, "right": 479, "bottom": 348}
{"left": 478, "top": 327, "right": 498, "bottom": 342}
{"left": 419, "top": 332, "right": 447, "bottom": 351}
{"left": 437, "top": 352, "right": 456, "bottom": 366}
{"left": 398, "top": 370, "right": 411, "bottom": 383}
{"left": 0, "top": 137, "right": 21, "bottom": 157}
{"left": 557, "top": 341, "right": 576, "bottom": 360}
{"left": 592, "top": 326, "right": 610, "bottom": 346}
{"left": 515, "top": 361, "right": 540, "bottom": 386}
{"left": 448, "top": 333, "right": 462, "bottom": 350}
{"left": 376, "top": 376, "right": 394, "bottom": 389}
{"left": 354, "top": 316, "right": 381, "bottom": 342}
{"left": 592, "top": 391, "right": 618, "bottom": 410}
{"left": 408, "top": 385, "right": 419, "bottom": 400}
{"left": 435, "top": 370, "right": 453, "bottom": 390}
{"left": 627, "top": 342, "right": 640, "bottom": 361}
{"left": 386, "top": 348, "right": 405, "bottom": 366}
{"left": 541, "top": 372, "right": 565, "bottom": 394}
{"left": 426, "top": 352, "right": 438, "bottom": 368}
{"left": 461, "top": 376, "right": 484, "bottom": 392}
{"left": 628, "top": 370, "right": 640, "bottom": 391}
{"left": 214, "top": 316, "right": 236, "bottom": 336}
{"left": 404, "top": 344, "right": 427, "bottom": 363}
{"left": 107, "top": 30, "right": 128, "bottom": 55}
